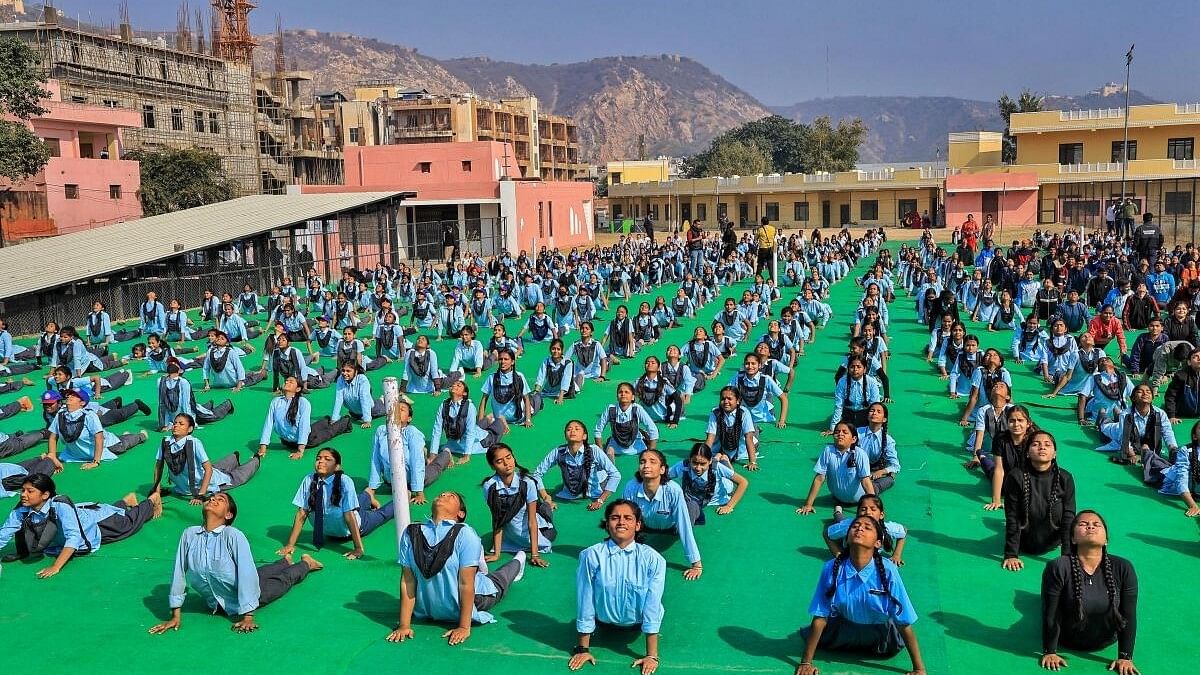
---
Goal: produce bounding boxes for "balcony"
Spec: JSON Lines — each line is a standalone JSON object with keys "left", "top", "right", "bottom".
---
{"left": 1176, "top": 104, "right": 1200, "bottom": 114}
{"left": 804, "top": 173, "right": 834, "bottom": 183}
{"left": 391, "top": 125, "right": 454, "bottom": 139}
{"left": 757, "top": 174, "right": 784, "bottom": 185}
{"left": 1175, "top": 159, "right": 1198, "bottom": 170}
{"left": 717, "top": 177, "right": 741, "bottom": 187}
{"left": 1059, "top": 162, "right": 1122, "bottom": 174}
{"left": 856, "top": 168, "right": 895, "bottom": 181}
{"left": 920, "top": 167, "right": 960, "bottom": 179}
{"left": 1059, "top": 108, "right": 1123, "bottom": 121}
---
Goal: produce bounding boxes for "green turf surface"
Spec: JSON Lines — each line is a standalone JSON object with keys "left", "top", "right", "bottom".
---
{"left": 0, "top": 246, "right": 1188, "bottom": 674}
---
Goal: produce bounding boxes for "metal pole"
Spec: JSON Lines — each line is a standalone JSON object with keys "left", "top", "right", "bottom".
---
{"left": 1120, "top": 44, "right": 1134, "bottom": 202}
{"left": 382, "top": 376, "right": 412, "bottom": 556}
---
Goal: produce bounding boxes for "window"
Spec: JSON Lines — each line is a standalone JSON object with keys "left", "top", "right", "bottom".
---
{"left": 548, "top": 202, "right": 554, "bottom": 236}
{"left": 680, "top": 203, "right": 692, "bottom": 222}
{"left": 103, "top": 99, "right": 119, "bottom": 108}
{"left": 697, "top": 203, "right": 707, "bottom": 221}
{"left": 1168, "top": 137, "right": 1195, "bottom": 161}
{"left": 610, "top": 172, "right": 622, "bottom": 184}
{"left": 632, "top": 204, "right": 639, "bottom": 218}
{"left": 764, "top": 202, "right": 779, "bottom": 221}
{"left": 348, "top": 127, "right": 361, "bottom": 144}
{"left": 613, "top": 204, "right": 623, "bottom": 220}
{"left": 538, "top": 201, "right": 545, "bottom": 237}
{"left": 898, "top": 199, "right": 918, "bottom": 217}
{"left": 43, "top": 138, "right": 61, "bottom": 157}
{"left": 717, "top": 202, "right": 727, "bottom": 218}
{"left": 793, "top": 201, "right": 809, "bottom": 221}
{"left": 1166, "top": 191, "right": 1194, "bottom": 216}
{"left": 170, "top": 108, "right": 184, "bottom": 131}
{"left": 418, "top": 162, "right": 431, "bottom": 173}
{"left": 738, "top": 202, "right": 749, "bottom": 224}
{"left": 1058, "top": 142, "right": 1083, "bottom": 165}
{"left": 860, "top": 200, "right": 879, "bottom": 220}
{"left": 461, "top": 160, "right": 472, "bottom": 172}
{"left": 1111, "top": 140, "right": 1137, "bottom": 163}
{"left": 109, "top": 185, "right": 122, "bottom": 199}
{"left": 194, "top": 110, "right": 205, "bottom": 132}
{"left": 70, "top": 95, "right": 87, "bottom": 104}
{"left": 142, "top": 104, "right": 156, "bottom": 129}
{"left": 208, "top": 112, "right": 220, "bottom": 134}
{"left": 649, "top": 205, "right": 659, "bottom": 220}
{"left": 65, "top": 184, "right": 79, "bottom": 199}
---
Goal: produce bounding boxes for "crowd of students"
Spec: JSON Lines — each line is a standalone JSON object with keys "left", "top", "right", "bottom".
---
{"left": 0, "top": 213, "right": 1166, "bottom": 673}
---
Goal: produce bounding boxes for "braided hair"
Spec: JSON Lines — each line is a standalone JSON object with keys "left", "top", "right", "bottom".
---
{"left": 1020, "top": 430, "right": 1063, "bottom": 531}
{"left": 314, "top": 448, "right": 346, "bottom": 505}
{"left": 283, "top": 376, "right": 304, "bottom": 426}
{"left": 1067, "top": 510, "right": 1126, "bottom": 631}
{"left": 831, "top": 421, "right": 861, "bottom": 469}
{"left": 824, "top": 515, "right": 898, "bottom": 607}
{"left": 479, "top": 442, "right": 531, "bottom": 485}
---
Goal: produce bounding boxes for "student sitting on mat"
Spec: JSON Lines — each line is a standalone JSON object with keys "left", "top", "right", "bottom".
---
{"left": 532, "top": 419, "right": 620, "bottom": 511}
{"left": 857, "top": 402, "right": 899, "bottom": 494}
{"left": 1039, "top": 510, "right": 1139, "bottom": 675}
{"left": 667, "top": 443, "right": 749, "bottom": 525}
{"left": 149, "top": 491, "right": 322, "bottom": 634}
{"left": 156, "top": 359, "right": 233, "bottom": 432}
{"left": 796, "top": 514, "right": 927, "bottom": 675}
{"left": 0, "top": 472, "right": 162, "bottom": 578}
{"left": 620, "top": 449, "right": 703, "bottom": 581}
{"left": 47, "top": 388, "right": 148, "bottom": 471}
{"left": 594, "top": 382, "right": 659, "bottom": 459}
{"left": 258, "top": 376, "right": 351, "bottom": 461}
{"left": 822, "top": 494, "right": 908, "bottom": 566}
{"left": 279, "top": 448, "right": 394, "bottom": 561}
{"left": 1002, "top": 430, "right": 1077, "bottom": 571}
{"left": 703, "top": 386, "right": 759, "bottom": 470}
{"left": 797, "top": 422, "right": 875, "bottom": 514}
{"left": 385, "top": 491, "right": 526, "bottom": 646}
{"left": 568, "top": 499, "right": 666, "bottom": 674}
{"left": 367, "top": 400, "right": 452, "bottom": 507}
{"left": 533, "top": 338, "right": 577, "bottom": 406}
{"left": 479, "top": 348, "right": 539, "bottom": 431}
{"left": 480, "top": 443, "right": 554, "bottom": 564}
{"left": 151, "top": 413, "right": 261, "bottom": 503}
{"left": 825, "top": 355, "right": 881, "bottom": 433}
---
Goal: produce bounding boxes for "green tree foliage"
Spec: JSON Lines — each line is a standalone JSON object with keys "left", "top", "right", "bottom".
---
{"left": 998, "top": 89, "right": 1044, "bottom": 163}
{"left": 684, "top": 114, "right": 866, "bottom": 178}
{"left": 0, "top": 38, "right": 51, "bottom": 183}
{"left": 126, "top": 148, "right": 236, "bottom": 215}
{"left": 704, "top": 139, "right": 772, "bottom": 177}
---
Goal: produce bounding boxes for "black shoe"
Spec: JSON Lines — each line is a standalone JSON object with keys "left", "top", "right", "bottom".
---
{"left": 1, "top": 553, "right": 28, "bottom": 563}
{"left": 109, "top": 396, "right": 124, "bottom": 410}
{"left": 135, "top": 399, "right": 152, "bottom": 416}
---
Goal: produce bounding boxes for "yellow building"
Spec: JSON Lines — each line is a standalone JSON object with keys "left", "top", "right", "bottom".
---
{"left": 606, "top": 159, "right": 671, "bottom": 187}
{"left": 609, "top": 101, "right": 1200, "bottom": 237}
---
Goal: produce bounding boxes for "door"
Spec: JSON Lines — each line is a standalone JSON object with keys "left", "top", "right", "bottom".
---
{"left": 821, "top": 200, "right": 831, "bottom": 227}
{"left": 839, "top": 204, "right": 851, "bottom": 226}
{"left": 738, "top": 202, "right": 749, "bottom": 226}
{"left": 982, "top": 192, "right": 999, "bottom": 225}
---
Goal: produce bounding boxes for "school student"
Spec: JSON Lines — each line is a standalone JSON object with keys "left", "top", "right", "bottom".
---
{"left": 1076, "top": 356, "right": 1133, "bottom": 425}
{"left": 400, "top": 335, "right": 443, "bottom": 396}
{"left": 1141, "top": 419, "right": 1200, "bottom": 516}
{"left": 201, "top": 331, "right": 262, "bottom": 391}
{"left": 156, "top": 359, "right": 233, "bottom": 431}
{"left": 479, "top": 349, "right": 539, "bottom": 429}
{"left": 594, "top": 382, "right": 660, "bottom": 458}
{"left": 430, "top": 380, "right": 501, "bottom": 460}
{"left": 139, "top": 292, "right": 167, "bottom": 335}
{"left": 148, "top": 492, "right": 323, "bottom": 634}
{"left": 150, "top": 414, "right": 260, "bottom": 502}
{"left": 368, "top": 400, "right": 453, "bottom": 507}
{"left": 330, "top": 363, "right": 378, "bottom": 429}
{"left": 47, "top": 389, "right": 148, "bottom": 471}
{"left": 668, "top": 443, "right": 749, "bottom": 525}
{"left": 729, "top": 352, "right": 789, "bottom": 428}
{"left": 534, "top": 338, "right": 577, "bottom": 405}
{"left": 796, "top": 514, "right": 926, "bottom": 675}
{"left": 448, "top": 325, "right": 490, "bottom": 376}
{"left": 1096, "top": 383, "right": 1177, "bottom": 464}
{"left": 0, "top": 456, "right": 57, "bottom": 497}
{"left": 858, "top": 402, "right": 900, "bottom": 493}
{"left": 682, "top": 326, "right": 724, "bottom": 391}
{"left": 385, "top": 491, "right": 526, "bottom": 646}
{"left": 1002, "top": 431, "right": 1077, "bottom": 571}
{"left": 0, "top": 473, "right": 162, "bottom": 578}
{"left": 532, "top": 419, "right": 620, "bottom": 510}
{"left": 822, "top": 495, "right": 908, "bottom": 567}
{"left": 50, "top": 326, "right": 110, "bottom": 377}
{"left": 569, "top": 499, "right": 666, "bottom": 674}
{"left": 798, "top": 422, "right": 875, "bottom": 513}
{"left": 278, "top": 448, "right": 393, "bottom": 561}
{"left": 480, "top": 443, "right": 554, "bottom": 563}
{"left": 826, "top": 356, "right": 882, "bottom": 432}
{"left": 567, "top": 321, "right": 608, "bottom": 384}
{"left": 620, "top": 449, "right": 703, "bottom": 580}
{"left": 703, "top": 386, "right": 759, "bottom": 469}
{"left": 1039, "top": 510, "right": 1139, "bottom": 675}
{"left": 258, "top": 376, "right": 351, "bottom": 460}
{"left": 960, "top": 348, "right": 1013, "bottom": 427}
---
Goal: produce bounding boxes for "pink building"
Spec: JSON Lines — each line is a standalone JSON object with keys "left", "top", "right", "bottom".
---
{"left": 944, "top": 173, "right": 1038, "bottom": 232}
{"left": 303, "top": 141, "right": 594, "bottom": 265}
{"left": 0, "top": 80, "right": 142, "bottom": 243}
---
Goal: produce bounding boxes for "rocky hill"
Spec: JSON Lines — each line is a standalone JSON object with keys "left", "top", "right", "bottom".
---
{"left": 256, "top": 30, "right": 770, "bottom": 162}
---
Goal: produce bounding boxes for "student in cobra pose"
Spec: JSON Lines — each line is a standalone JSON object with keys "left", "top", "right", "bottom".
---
{"left": 448, "top": 325, "right": 490, "bottom": 377}
{"left": 959, "top": 348, "right": 1013, "bottom": 428}
{"left": 367, "top": 400, "right": 452, "bottom": 506}
{"left": 668, "top": 443, "right": 749, "bottom": 525}
{"left": 682, "top": 326, "right": 724, "bottom": 393}
{"left": 330, "top": 362, "right": 379, "bottom": 429}
{"left": 532, "top": 419, "right": 620, "bottom": 511}
{"left": 568, "top": 499, "right": 666, "bottom": 674}
{"left": 603, "top": 305, "right": 637, "bottom": 364}
{"left": 857, "top": 402, "right": 899, "bottom": 494}
{"left": 822, "top": 494, "right": 908, "bottom": 567}
{"left": 798, "top": 422, "right": 875, "bottom": 514}
{"left": 479, "top": 443, "right": 554, "bottom": 565}
{"left": 385, "top": 491, "right": 526, "bottom": 647}
{"left": 400, "top": 335, "right": 444, "bottom": 396}
{"left": 83, "top": 301, "right": 115, "bottom": 346}
{"left": 430, "top": 380, "right": 502, "bottom": 462}
{"left": 517, "top": 301, "right": 557, "bottom": 344}
{"left": 150, "top": 413, "right": 260, "bottom": 502}
{"left": 1039, "top": 510, "right": 1139, "bottom": 675}
{"left": 46, "top": 389, "right": 148, "bottom": 472}
{"left": 479, "top": 348, "right": 539, "bottom": 431}
{"left": 279, "top": 448, "right": 395, "bottom": 561}
{"left": 1002, "top": 430, "right": 1077, "bottom": 571}
{"left": 730, "top": 352, "right": 789, "bottom": 429}
{"left": 1046, "top": 332, "right": 1104, "bottom": 398}
{"left": 201, "top": 331, "right": 264, "bottom": 391}
{"left": 632, "top": 356, "right": 682, "bottom": 428}
{"left": 795, "top": 514, "right": 927, "bottom": 675}
{"left": 139, "top": 292, "right": 167, "bottom": 335}
{"left": 826, "top": 355, "right": 881, "bottom": 433}
{"left": 1096, "top": 382, "right": 1177, "bottom": 465}
{"left": 1076, "top": 355, "right": 1133, "bottom": 427}
{"left": 533, "top": 338, "right": 577, "bottom": 405}
{"left": 620, "top": 449, "right": 703, "bottom": 581}
{"left": 594, "top": 382, "right": 660, "bottom": 459}
{"left": 703, "top": 385, "right": 759, "bottom": 470}
{"left": 148, "top": 491, "right": 323, "bottom": 634}
{"left": 258, "top": 376, "right": 351, "bottom": 460}
{"left": 567, "top": 321, "right": 608, "bottom": 385}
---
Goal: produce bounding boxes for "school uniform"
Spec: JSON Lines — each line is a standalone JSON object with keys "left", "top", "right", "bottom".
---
{"left": 535, "top": 357, "right": 576, "bottom": 400}
{"left": 1013, "top": 327, "right": 1049, "bottom": 366}
{"left": 372, "top": 323, "right": 408, "bottom": 360}
{"left": 203, "top": 346, "right": 255, "bottom": 389}
{"left": 481, "top": 370, "right": 537, "bottom": 423}
{"left": 575, "top": 539, "right": 667, "bottom": 635}
{"left": 830, "top": 375, "right": 882, "bottom": 430}
{"left": 804, "top": 555, "right": 918, "bottom": 656}
{"left": 403, "top": 348, "right": 442, "bottom": 394}
{"left": 259, "top": 396, "right": 312, "bottom": 448}
{"left": 705, "top": 405, "right": 757, "bottom": 462}
{"left": 84, "top": 311, "right": 114, "bottom": 345}
{"left": 430, "top": 398, "right": 495, "bottom": 456}
{"left": 437, "top": 305, "right": 467, "bottom": 339}
{"left": 368, "top": 424, "right": 450, "bottom": 492}
{"left": 567, "top": 339, "right": 607, "bottom": 381}
{"left": 594, "top": 402, "right": 658, "bottom": 455}
{"left": 157, "top": 435, "right": 258, "bottom": 497}
{"left": 331, "top": 373, "right": 375, "bottom": 423}
{"left": 480, "top": 474, "right": 554, "bottom": 554}
{"left": 825, "top": 519, "right": 908, "bottom": 557}
{"left": 398, "top": 519, "right": 521, "bottom": 624}
{"left": 468, "top": 297, "right": 496, "bottom": 328}
{"left": 967, "top": 367, "right": 1013, "bottom": 416}
{"left": 139, "top": 300, "right": 167, "bottom": 334}
{"left": 714, "top": 308, "right": 747, "bottom": 343}
{"left": 857, "top": 426, "right": 900, "bottom": 492}
{"left": 729, "top": 371, "right": 785, "bottom": 424}
{"left": 669, "top": 460, "right": 736, "bottom": 523}
{"left": 168, "top": 525, "right": 312, "bottom": 617}
{"left": 163, "top": 310, "right": 193, "bottom": 342}
{"left": 660, "top": 359, "right": 697, "bottom": 398}
{"left": 1096, "top": 405, "right": 1177, "bottom": 454}
{"left": 0, "top": 458, "right": 54, "bottom": 496}
{"left": 531, "top": 444, "right": 620, "bottom": 501}
{"left": 814, "top": 444, "right": 872, "bottom": 504}
{"left": 49, "top": 409, "right": 143, "bottom": 462}
{"left": 1062, "top": 347, "right": 1104, "bottom": 396}
{"left": 620, "top": 479, "right": 701, "bottom": 565}
{"left": 51, "top": 338, "right": 105, "bottom": 376}
{"left": 0, "top": 497, "right": 104, "bottom": 556}
{"left": 293, "top": 472, "right": 391, "bottom": 544}
{"left": 633, "top": 375, "right": 676, "bottom": 422}
{"left": 1079, "top": 371, "right": 1133, "bottom": 422}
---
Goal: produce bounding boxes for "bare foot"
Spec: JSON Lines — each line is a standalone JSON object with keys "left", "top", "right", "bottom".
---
{"left": 301, "top": 554, "right": 324, "bottom": 572}
{"left": 17, "top": 396, "right": 33, "bottom": 412}
{"left": 149, "top": 491, "right": 164, "bottom": 518}
{"left": 22, "top": 377, "right": 35, "bottom": 386}
{"left": 455, "top": 455, "right": 472, "bottom": 466}
{"left": 122, "top": 492, "right": 140, "bottom": 508}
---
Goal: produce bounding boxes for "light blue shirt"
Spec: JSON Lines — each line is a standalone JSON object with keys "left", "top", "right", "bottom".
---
{"left": 830, "top": 376, "right": 882, "bottom": 429}
{"left": 807, "top": 556, "right": 918, "bottom": 626}
{"left": 398, "top": 519, "right": 499, "bottom": 625}
{"left": 50, "top": 338, "right": 103, "bottom": 376}
{"left": 813, "top": 444, "right": 872, "bottom": 503}
{"left": 449, "top": 340, "right": 486, "bottom": 372}
{"left": 481, "top": 371, "right": 533, "bottom": 422}
{"left": 480, "top": 474, "right": 552, "bottom": 553}
{"left": 203, "top": 346, "right": 247, "bottom": 388}
{"left": 0, "top": 498, "right": 106, "bottom": 554}
{"left": 0, "top": 462, "right": 29, "bottom": 498}
{"left": 620, "top": 479, "right": 701, "bottom": 564}
{"left": 168, "top": 525, "right": 261, "bottom": 616}
{"left": 49, "top": 409, "right": 119, "bottom": 462}
{"left": 259, "top": 396, "right": 312, "bottom": 447}
{"left": 157, "top": 435, "right": 232, "bottom": 496}
{"left": 668, "top": 460, "right": 736, "bottom": 506}
{"left": 292, "top": 473, "right": 360, "bottom": 538}
{"left": 331, "top": 373, "right": 374, "bottom": 423}
{"left": 705, "top": 406, "right": 757, "bottom": 460}
{"left": 531, "top": 444, "right": 620, "bottom": 500}
{"left": 856, "top": 426, "right": 900, "bottom": 474}
{"left": 594, "top": 403, "right": 659, "bottom": 453}
{"left": 369, "top": 424, "right": 428, "bottom": 492}
{"left": 157, "top": 376, "right": 195, "bottom": 429}
{"left": 429, "top": 398, "right": 487, "bottom": 455}
{"left": 575, "top": 540, "right": 666, "bottom": 634}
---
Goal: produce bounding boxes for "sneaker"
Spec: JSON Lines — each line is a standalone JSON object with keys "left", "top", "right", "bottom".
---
{"left": 512, "top": 551, "right": 527, "bottom": 583}
{"left": 135, "top": 399, "right": 152, "bottom": 416}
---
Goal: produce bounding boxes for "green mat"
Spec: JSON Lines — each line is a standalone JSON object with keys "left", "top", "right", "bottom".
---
{"left": 0, "top": 244, "right": 1186, "bottom": 675}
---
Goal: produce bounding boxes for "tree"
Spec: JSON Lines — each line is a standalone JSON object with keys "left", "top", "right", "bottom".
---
{"left": 684, "top": 114, "right": 866, "bottom": 178}
{"left": 126, "top": 148, "right": 237, "bottom": 216}
{"left": 798, "top": 116, "right": 867, "bottom": 174}
{"left": 0, "top": 38, "right": 51, "bottom": 183}
{"left": 704, "top": 139, "right": 771, "bottom": 177}
{"left": 998, "top": 89, "right": 1044, "bottom": 163}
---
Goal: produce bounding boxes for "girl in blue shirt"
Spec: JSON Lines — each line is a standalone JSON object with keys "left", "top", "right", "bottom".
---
{"left": 84, "top": 301, "right": 114, "bottom": 345}
{"left": 858, "top": 402, "right": 900, "bottom": 493}
{"left": 151, "top": 413, "right": 260, "bottom": 501}
{"left": 156, "top": 359, "right": 233, "bottom": 431}
{"left": 729, "top": 353, "right": 788, "bottom": 427}
{"left": 534, "top": 338, "right": 577, "bottom": 404}
{"left": 532, "top": 419, "right": 620, "bottom": 509}
{"left": 822, "top": 495, "right": 908, "bottom": 567}
{"left": 826, "top": 356, "right": 880, "bottom": 432}
{"left": 797, "top": 422, "right": 875, "bottom": 512}
{"left": 796, "top": 515, "right": 927, "bottom": 675}
{"left": 569, "top": 499, "right": 666, "bottom": 672}
{"left": 401, "top": 335, "right": 443, "bottom": 395}
{"left": 567, "top": 321, "right": 608, "bottom": 383}
{"left": 280, "top": 448, "right": 393, "bottom": 561}
{"left": 1141, "top": 419, "right": 1200, "bottom": 516}
{"left": 620, "top": 449, "right": 703, "bottom": 580}
{"left": 448, "top": 325, "right": 490, "bottom": 376}
{"left": 431, "top": 380, "right": 499, "bottom": 460}
{"left": 682, "top": 326, "right": 724, "bottom": 392}
{"left": 331, "top": 363, "right": 378, "bottom": 428}
{"left": 163, "top": 299, "right": 195, "bottom": 344}
{"left": 480, "top": 349, "right": 539, "bottom": 428}
{"left": 258, "top": 376, "right": 351, "bottom": 460}
{"left": 603, "top": 305, "right": 636, "bottom": 362}
{"left": 367, "top": 400, "right": 451, "bottom": 506}
{"left": 668, "top": 443, "right": 749, "bottom": 526}
{"left": 480, "top": 443, "right": 554, "bottom": 563}
{"left": 594, "top": 382, "right": 659, "bottom": 459}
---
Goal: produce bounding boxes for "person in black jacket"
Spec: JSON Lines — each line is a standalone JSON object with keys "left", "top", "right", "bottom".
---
{"left": 1039, "top": 510, "right": 1138, "bottom": 675}
{"left": 1121, "top": 283, "right": 1159, "bottom": 331}
{"left": 1002, "top": 430, "right": 1076, "bottom": 571}
{"left": 1132, "top": 212, "right": 1163, "bottom": 262}
{"left": 1164, "top": 348, "right": 1200, "bottom": 422}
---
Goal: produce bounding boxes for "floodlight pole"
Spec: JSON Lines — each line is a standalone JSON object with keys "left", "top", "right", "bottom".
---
{"left": 1119, "top": 44, "right": 1134, "bottom": 203}
{"left": 382, "top": 376, "right": 411, "bottom": 558}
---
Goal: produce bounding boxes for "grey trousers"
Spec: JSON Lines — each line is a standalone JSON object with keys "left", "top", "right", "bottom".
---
{"left": 109, "top": 431, "right": 147, "bottom": 456}
{"left": 0, "top": 401, "right": 22, "bottom": 422}
{"left": 212, "top": 454, "right": 261, "bottom": 491}
{"left": 474, "top": 557, "right": 522, "bottom": 611}
{"left": 98, "top": 498, "right": 156, "bottom": 544}
{"left": 424, "top": 449, "right": 453, "bottom": 487}
{"left": 0, "top": 431, "right": 45, "bottom": 460}
{"left": 257, "top": 558, "right": 311, "bottom": 608}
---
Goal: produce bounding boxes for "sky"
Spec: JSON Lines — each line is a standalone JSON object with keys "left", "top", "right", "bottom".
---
{"left": 53, "top": 0, "right": 1200, "bottom": 106}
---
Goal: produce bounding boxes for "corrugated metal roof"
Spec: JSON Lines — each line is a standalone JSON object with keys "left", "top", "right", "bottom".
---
{"left": 0, "top": 192, "right": 402, "bottom": 301}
